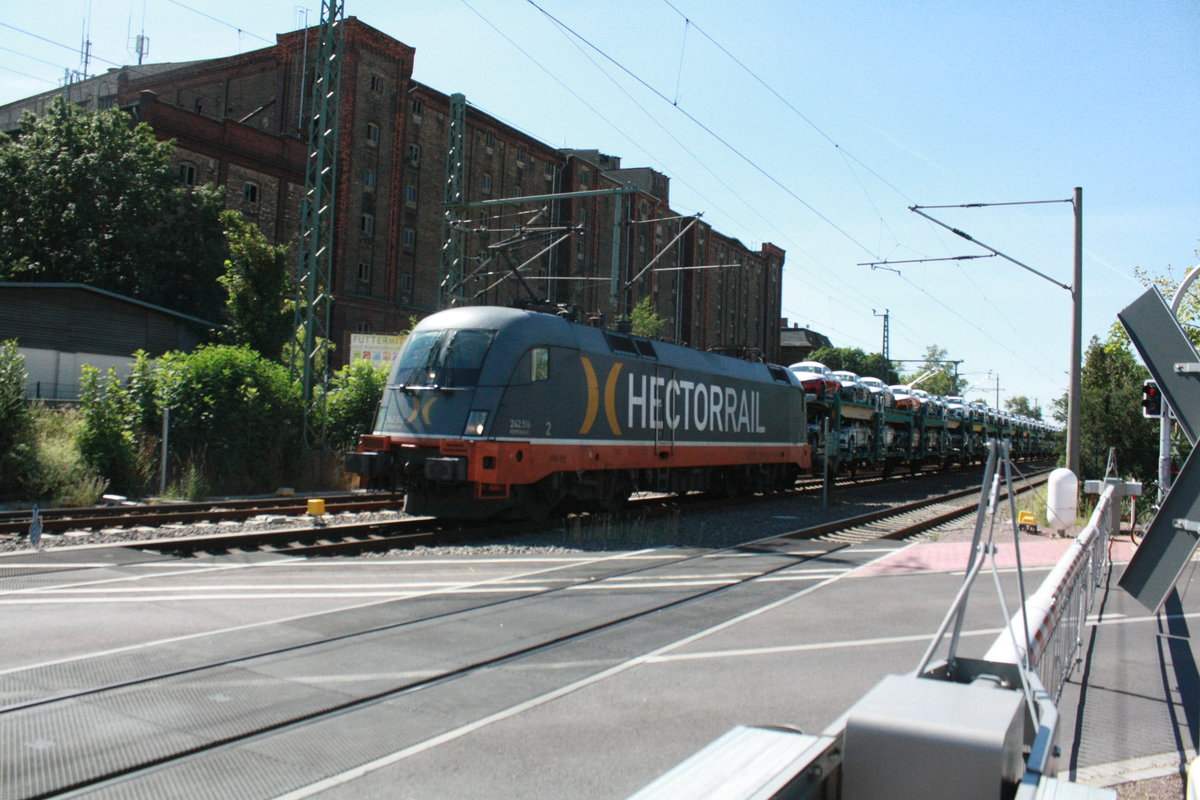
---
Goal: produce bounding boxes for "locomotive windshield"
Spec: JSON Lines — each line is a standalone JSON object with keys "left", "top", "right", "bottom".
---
{"left": 392, "top": 328, "right": 497, "bottom": 388}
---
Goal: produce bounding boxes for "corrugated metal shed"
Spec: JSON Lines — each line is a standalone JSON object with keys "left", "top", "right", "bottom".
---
{"left": 0, "top": 283, "right": 217, "bottom": 357}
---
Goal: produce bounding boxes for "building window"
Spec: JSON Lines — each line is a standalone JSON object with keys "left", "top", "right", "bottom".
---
{"left": 242, "top": 182, "right": 259, "bottom": 203}
{"left": 579, "top": 168, "right": 590, "bottom": 188}
{"left": 400, "top": 273, "right": 413, "bottom": 291}
{"left": 369, "top": 74, "right": 383, "bottom": 92}
{"left": 363, "top": 169, "right": 376, "bottom": 190}
{"left": 357, "top": 262, "right": 371, "bottom": 281}
{"left": 407, "top": 144, "right": 421, "bottom": 165}
{"left": 361, "top": 214, "right": 374, "bottom": 234}
{"left": 481, "top": 173, "right": 493, "bottom": 194}
{"left": 514, "top": 185, "right": 523, "bottom": 198}
{"left": 179, "top": 163, "right": 197, "bottom": 186}
{"left": 516, "top": 146, "right": 527, "bottom": 163}
{"left": 366, "top": 122, "right": 379, "bottom": 144}
{"left": 405, "top": 184, "right": 418, "bottom": 206}
{"left": 403, "top": 228, "right": 416, "bottom": 250}
{"left": 357, "top": 320, "right": 373, "bottom": 332}
{"left": 411, "top": 97, "right": 424, "bottom": 116}
{"left": 484, "top": 131, "right": 496, "bottom": 149}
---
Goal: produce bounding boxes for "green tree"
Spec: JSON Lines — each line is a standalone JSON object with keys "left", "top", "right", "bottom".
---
{"left": 809, "top": 346, "right": 899, "bottom": 384}
{"left": 1131, "top": 260, "right": 1200, "bottom": 349}
{"left": 218, "top": 211, "right": 294, "bottom": 358}
{"left": 629, "top": 297, "right": 667, "bottom": 338}
{"left": 1073, "top": 334, "right": 1157, "bottom": 485}
{"left": 1005, "top": 395, "right": 1043, "bottom": 420}
{"left": 0, "top": 97, "right": 226, "bottom": 321}
{"left": 904, "top": 344, "right": 964, "bottom": 395}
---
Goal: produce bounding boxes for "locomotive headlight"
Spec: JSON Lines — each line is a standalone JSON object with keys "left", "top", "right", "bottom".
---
{"left": 465, "top": 410, "right": 488, "bottom": 436}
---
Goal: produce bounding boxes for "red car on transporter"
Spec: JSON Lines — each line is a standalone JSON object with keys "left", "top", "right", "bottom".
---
{"left": 788, "top": 361, "right": 841, "bottom": 400}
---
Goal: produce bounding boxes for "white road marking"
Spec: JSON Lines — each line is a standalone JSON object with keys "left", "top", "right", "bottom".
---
{"left": 0, "top": 547, "right": 673, "bottom": 677}
{"left": 272, "top": 540, "right": 920, "bottom": 799}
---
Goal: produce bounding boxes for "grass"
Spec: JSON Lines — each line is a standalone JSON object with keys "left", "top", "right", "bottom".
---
{"left": 24, "top": 405, "right": 108, "bottom": 506}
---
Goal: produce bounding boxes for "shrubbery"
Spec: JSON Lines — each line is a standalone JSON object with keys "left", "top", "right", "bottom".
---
{"left": 155, "top": 345, "right": 303, "bottom": 494}
{"left": 4, "top": 337, "right": 391, "bottom": 504}
{"left": 0, "top": 342, "right": 107, "bottom": 504}
{"left": 0, "top": 339, "right": 31, "bottom": 497}
{"left": 320, "top": 360, "right": 389, "bottom": 452}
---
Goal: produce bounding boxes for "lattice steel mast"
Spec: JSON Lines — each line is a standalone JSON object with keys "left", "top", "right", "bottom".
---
{"left": 294, "top": 0, "right": 344, "bottom": 447}
{"left": 440, "top": 92, "right": 467, "bottom": 309}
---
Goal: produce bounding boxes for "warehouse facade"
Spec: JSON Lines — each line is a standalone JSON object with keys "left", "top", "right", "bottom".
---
{"left": 0, "top": 17, "right": 785, "bottom": 363}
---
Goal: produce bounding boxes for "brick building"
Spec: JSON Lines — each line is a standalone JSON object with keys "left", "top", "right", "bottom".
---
{"left": 0, "top": 18, "right": 785, "bottom": 363}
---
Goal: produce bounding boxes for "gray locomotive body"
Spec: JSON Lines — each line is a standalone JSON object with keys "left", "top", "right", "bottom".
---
{"left": 346, "top": 306, "right": 811, "bottom": 519}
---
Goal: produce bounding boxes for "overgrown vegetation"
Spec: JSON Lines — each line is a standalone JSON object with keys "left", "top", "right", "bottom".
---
{"left": 0, "top": 342, "right": 108, "bottom": 504}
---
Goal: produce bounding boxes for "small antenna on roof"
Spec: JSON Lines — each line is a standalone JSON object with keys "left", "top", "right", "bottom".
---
{"left": 128, "top": 0, "right": 150, "bottom": 64}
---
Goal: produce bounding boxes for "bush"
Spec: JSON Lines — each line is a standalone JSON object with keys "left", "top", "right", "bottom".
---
{"left": 320, "top": 360, "right": 389, "bottom": 451}
{"left": 155, "top": 345, "right": 302, "bottom": 494}
{"left": 77, "top": 365, "right": 152, "bottom": 495}
{"left": 0, "top": 340, "right": 32, "bottom": 497}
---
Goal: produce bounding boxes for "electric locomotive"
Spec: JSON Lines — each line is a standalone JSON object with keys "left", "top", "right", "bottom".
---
{"left": 346, "top": 306, "right": 811, "bottom": 519}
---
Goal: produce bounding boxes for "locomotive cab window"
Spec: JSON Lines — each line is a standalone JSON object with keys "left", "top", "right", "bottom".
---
{"left": 392, "top": 328, "right": 497, "bottom": 388}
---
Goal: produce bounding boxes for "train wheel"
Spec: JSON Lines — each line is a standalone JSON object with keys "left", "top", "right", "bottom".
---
{"left": 597, "top": 473, "right": 632, "bottom": 513}
{"left": 511, "top": 480, "right": 561, "bottom": 521}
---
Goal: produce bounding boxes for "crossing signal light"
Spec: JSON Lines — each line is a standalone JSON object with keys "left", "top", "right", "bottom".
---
{"left": 1142, "top": 380, "right": 1162, "bottom": 418}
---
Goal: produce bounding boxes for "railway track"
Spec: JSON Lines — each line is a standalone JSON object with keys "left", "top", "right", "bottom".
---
{"left": 0, "top": 457, "right": 1045, "bottom": 538}
{"left": 806, "top": 474, "right": 1047, "bottom": 545}
{"left": 0, "top": 465, "right": 1049, "bottom": 798}
{"left": 0, "top": 463, "right": 1051, "bottom": 559}
{"left": 0, "top": 492, "right": 404, "bottom": 537}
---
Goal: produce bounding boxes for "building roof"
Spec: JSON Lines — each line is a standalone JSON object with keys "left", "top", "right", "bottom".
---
{"left": 0, "top": 283, "right": 218, "bottom": 328}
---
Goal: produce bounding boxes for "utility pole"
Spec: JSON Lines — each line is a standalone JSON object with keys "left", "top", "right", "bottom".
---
{"left": 1068, "top": 186, "right": 1083, "bottom": 476}
{"left": 873, "top": 308, "right": 890, "bottom": 380}
{"left": 909, "top": 189, "right": 1082, "bottom": 475}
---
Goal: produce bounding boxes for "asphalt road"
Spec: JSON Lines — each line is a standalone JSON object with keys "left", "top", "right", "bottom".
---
{"left": 0, "top": 519, "right": 1195, "bottom": 799}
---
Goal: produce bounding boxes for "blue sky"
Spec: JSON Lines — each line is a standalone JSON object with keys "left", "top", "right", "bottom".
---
{"left": 2, "top": 1, "right": 1197, "bottom": 411}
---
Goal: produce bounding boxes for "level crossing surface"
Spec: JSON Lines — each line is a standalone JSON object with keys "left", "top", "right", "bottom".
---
{"left": 0, "top": 531, "right": 1194, "bottom": 799}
